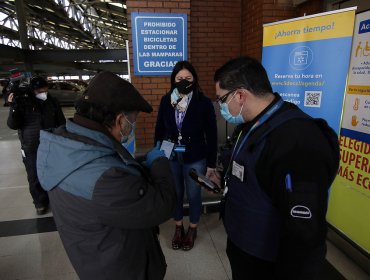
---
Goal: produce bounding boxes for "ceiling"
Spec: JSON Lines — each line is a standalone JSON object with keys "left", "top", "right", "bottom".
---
{"left": 0, "top": 0, "right": 128, "bottom": 77}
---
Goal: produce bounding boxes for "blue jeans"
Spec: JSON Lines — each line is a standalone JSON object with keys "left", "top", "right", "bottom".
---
{"left": 170, "top": 159, "right": 206, "bottom": 224}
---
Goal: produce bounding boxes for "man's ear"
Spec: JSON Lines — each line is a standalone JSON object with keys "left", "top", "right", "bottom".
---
{"left": 237, "top": 89, "right": 248, "bottom": 104}
{"left": 115, "top": 112, "right": 124, "bottom": 127}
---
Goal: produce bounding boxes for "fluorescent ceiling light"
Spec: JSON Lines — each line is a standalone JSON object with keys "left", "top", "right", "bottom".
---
{"left": 108, "top": 3, "right": 125, "bottom": 9}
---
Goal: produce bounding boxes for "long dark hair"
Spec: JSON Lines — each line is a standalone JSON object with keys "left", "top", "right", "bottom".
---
{"left": 169, "top": 61, "right": 203, "bottom": 97}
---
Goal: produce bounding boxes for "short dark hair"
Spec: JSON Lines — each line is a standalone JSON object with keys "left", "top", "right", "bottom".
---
{"left": 214, "top": 56, "right": 273, "bottom": 96}
{"left": 30, "top": 76, "right": 48, "bottom": 91}
{"left": 169, "top": 61, "right": 203, "bottom": 97}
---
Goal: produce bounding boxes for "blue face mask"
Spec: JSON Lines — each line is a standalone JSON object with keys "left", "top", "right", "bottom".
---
{"left": 121, "top": 118, "right": 135, "bottom": 143}
{"left": 220, "top": 102, "right": 245, "bottom": 124}
{"left": 121, "top": 124, "right": 135, "bottom": 143}
{"left": 122, "top": 132, "right": 135, "bottom": 156}
{"left": 121, "top": 120, "right": 136, "bottom": 156}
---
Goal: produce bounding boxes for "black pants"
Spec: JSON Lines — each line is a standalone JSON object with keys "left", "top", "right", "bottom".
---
{"left": 22, "top": 149, "right": 49, "bottom": 208}
{"left": 226, "top": 238, "right": 325, "bottom": 280}
{"left": 226, "top": 238, "right": 274, "bottom": 280}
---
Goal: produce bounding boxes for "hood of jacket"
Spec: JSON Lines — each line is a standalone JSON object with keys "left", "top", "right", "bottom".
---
{"left": 37, "top": 119, "right": 119, "bottom": 195}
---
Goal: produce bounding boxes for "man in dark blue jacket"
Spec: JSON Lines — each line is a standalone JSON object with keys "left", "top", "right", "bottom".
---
{"left": 7, "top": 76, "right": 66, "bottom": 215}
{"left": 209, "top": 57, "right": 340, "bottom": 279}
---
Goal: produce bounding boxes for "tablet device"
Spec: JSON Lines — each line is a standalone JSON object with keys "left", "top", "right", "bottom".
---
{"left": 189, "top": 168, "right": 221, "bottom": 193}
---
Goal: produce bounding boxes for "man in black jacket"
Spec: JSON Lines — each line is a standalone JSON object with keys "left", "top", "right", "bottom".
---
{"left": 7, "top": 76, "right": 66, "bottom": 215}
{"left": 208, "top": 56, "right": 340, "bottom": 279}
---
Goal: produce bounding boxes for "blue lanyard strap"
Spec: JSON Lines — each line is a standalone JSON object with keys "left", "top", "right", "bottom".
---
{"left": 224, "top": 98, "right": 284, "bottom": 180}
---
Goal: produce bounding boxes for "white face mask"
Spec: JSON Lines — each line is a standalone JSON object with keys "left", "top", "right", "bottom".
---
{"left": 36, "top": 92, "right": 47, "bottom": 101}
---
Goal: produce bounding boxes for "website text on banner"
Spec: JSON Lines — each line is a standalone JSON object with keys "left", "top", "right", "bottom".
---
{"left": 262, "top": 7, "right": 356, "bottom": 134}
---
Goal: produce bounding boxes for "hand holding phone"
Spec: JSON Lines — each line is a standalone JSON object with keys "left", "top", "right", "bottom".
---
{"left": 189, "top": 168, "right": 221, "bottom": 193}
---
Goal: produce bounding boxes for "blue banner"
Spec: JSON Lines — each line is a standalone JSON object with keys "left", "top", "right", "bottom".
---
{"left": 131, "top": 12, "right": 187, "bottom": 76}
{"left": 262, "top": 37, "right": 352, "bottom": 133}
{"left": 262, "top": 9, "right": 356, "bottom": 134}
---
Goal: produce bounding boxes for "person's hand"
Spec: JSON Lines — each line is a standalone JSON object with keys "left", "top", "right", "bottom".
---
{"left": 206, "top": 167, "right": 222, "bottom": 189}
{"left": 7, "top": 93, "right": 14, "bottom": 103}
{"left": 145, "top": 141, "right": 166, "bottom": 167}
{"left": 205, "top": 167, "right": 216, "bottom": 178}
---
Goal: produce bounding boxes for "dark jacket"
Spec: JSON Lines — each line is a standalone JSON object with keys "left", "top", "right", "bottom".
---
{"left": 155, "top": 93, "right": 218, "bottom": 168}
{"left": 222, "top": 94, "right": 340, "bottom": 278}
{"left": 7, "top": 94, "right": 66, "bottom": 151}
{"left": 37, "top": 115, "right": 176, "bottom": 280}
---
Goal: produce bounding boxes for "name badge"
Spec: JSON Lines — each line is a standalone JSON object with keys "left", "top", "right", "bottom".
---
{"left": 174, "top": 144, "right": 186, "bottom": 153}
{"left": 232, "top": 161, "right": 244, "bottom": 182}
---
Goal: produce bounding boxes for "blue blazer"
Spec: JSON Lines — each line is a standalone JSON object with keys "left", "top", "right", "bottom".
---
{"left": 155, "top": 93, "right": 218, "bottom": 168}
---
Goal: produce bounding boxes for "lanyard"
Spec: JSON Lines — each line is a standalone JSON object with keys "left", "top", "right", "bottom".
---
{"left": 175, "top": 110, "right": 187, "bottom": 130}
{"left": 224, "top": 98, "right": 284, "bottom": 183}
{"left": 175, "top": 93, "right": 192, "bottom": 143}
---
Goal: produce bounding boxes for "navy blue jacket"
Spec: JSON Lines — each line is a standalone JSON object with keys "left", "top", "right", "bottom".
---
{"left": 155, "top": 93, "right": 218, "bottom": 168}
{"left": 221, "top": 94, "right": 340, "bottom": 278}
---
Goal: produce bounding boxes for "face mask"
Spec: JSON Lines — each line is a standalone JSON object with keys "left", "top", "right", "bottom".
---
{"left": 121, "top": 124, "right": 136, "bottom": 156}
{"left": 122, "top": 136, "right": 136, "bottom": 156}
{"left": 175, "top": 79, "right": 193, "bottom": 95}
{"left": 220, "top": 102, "right": 245, "bottom": 124}
{"left": 120, "top": 115, "right": 136, "bottom": 144}
{"left": 36, "top": 92, "right": 47, "bottom": 101}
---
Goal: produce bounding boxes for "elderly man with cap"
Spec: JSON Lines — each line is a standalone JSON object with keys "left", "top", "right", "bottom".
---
{"left": 36, "top": 71, "right": 176, "bottom": 280}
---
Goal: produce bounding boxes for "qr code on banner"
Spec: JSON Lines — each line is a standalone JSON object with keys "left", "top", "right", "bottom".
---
{"left": 304, "top": 91, "right": 322, "bottom": 107}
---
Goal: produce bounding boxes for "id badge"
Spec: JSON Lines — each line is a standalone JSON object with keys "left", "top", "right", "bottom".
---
{"left": 160, "top": 140, "right": 175, "bottom": 159}
{"left": 232, "top": 161, "right": 244, "bottom": 182}
{"left": 174, "top": 144, "right": 186, "bottom": 153}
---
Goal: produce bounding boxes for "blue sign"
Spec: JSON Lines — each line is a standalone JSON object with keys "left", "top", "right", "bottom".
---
{"left": 359, "top": 19, "right": 370, "bottom": 34}
{"left": 131, "top": 12, "right": 187, "bottom": 76}
{"left": 262, "top": 37, "right": 353, "bottom": 134}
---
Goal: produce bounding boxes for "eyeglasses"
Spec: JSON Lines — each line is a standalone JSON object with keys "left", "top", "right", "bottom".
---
{"left": 216, "top": 89, "right": 236, "bottom": 105}
{"left": 122, "top": 112, "right": 136, "bottom": 127}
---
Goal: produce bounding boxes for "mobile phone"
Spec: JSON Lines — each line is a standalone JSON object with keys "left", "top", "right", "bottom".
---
{"left": 160, "top": 140, "right": 175, "bottom": 159}
{"left": 189, "top": 168, "right": 221, "bottom": 193}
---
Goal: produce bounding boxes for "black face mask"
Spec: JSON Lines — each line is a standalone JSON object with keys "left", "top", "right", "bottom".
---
{"left": 175, "top": 79, "right": 194, "bottom": 95}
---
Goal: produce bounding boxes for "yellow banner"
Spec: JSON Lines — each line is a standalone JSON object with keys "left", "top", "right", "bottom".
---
{"left": 327, "top": 135, "right": 370, "bottom": 252}
{"left": 327, "top": 10, "right": 370, "bottom": 254}
{"left": 263, "top": 10, "right": 356, "bottom": 46}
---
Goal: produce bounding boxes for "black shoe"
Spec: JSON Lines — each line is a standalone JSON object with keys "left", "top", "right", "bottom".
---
{"left": 36, "top": 206, "right": 48, "bottom": 215}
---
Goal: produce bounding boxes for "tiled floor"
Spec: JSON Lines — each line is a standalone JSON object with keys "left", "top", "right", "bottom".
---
{"left": 0, "top": 105, "right": 368, "bottom": 280}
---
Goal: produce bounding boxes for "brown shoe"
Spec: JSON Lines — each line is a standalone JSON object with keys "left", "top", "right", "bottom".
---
{"left": 172, "top": 225, "right": 185, "bottom": 250}
{"left": 182, "top": 227, "right": 197, "bottom": 251}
